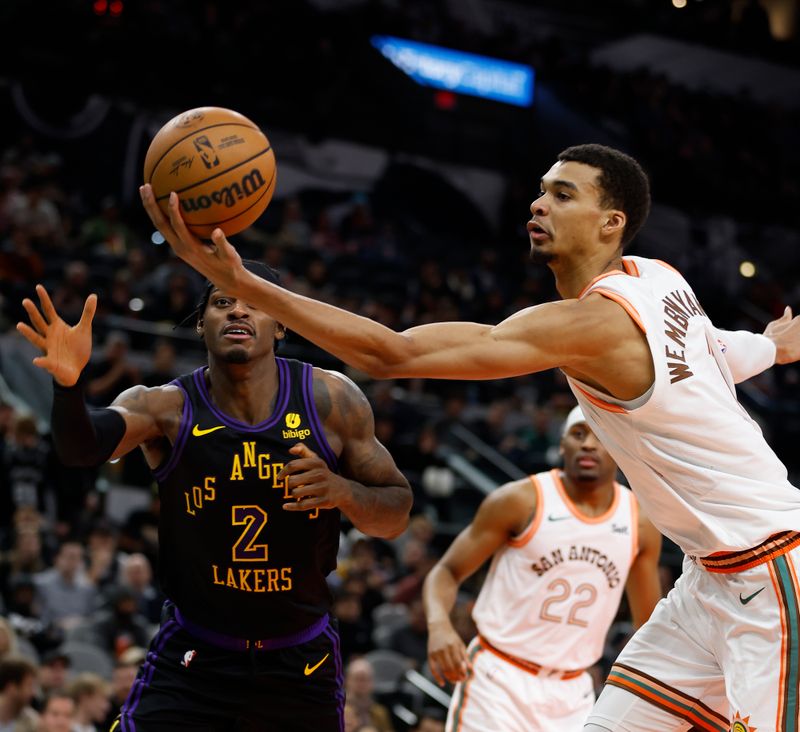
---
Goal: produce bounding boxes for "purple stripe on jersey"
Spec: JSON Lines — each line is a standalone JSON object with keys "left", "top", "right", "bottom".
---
{"left": 302, "top": 363, "right": 338, "bottom": 472}
{"left": 120, "top": 618, "right": 180, "bottom": 731}
{"left": 152, "top": 381, "right": 192, "bottom": 482}
{"left": 174, "top": 606, "right": 329, "bottom": 651}
{"left": 323, "top": 623, "right": 345, "bottom": 732}
{"left": 193, "top": 361, "right": 291, "bottom": 432}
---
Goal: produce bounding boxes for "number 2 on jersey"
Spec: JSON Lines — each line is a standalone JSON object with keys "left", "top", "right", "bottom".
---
{"left": 539, "top": 578, "right": 597, "bottom": 627}
{"left": 231, "top": 505, "right": 268, "bottom": 562}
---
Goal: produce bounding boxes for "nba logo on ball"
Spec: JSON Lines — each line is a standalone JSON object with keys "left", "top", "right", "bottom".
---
{"left": 144, "top": 107, "right": 277, "bottom": 238}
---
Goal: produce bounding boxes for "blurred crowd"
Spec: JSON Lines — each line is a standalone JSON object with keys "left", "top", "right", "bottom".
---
{"left": 1, "top": 1, "right": 799, "bottom": 725}
{"left": 0, "top": 136, "right": 653, "bottom": 730}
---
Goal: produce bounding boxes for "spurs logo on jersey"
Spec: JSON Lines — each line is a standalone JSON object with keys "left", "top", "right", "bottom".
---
{"left": 472, "top": 469, "right": 638, "bottom": 670}
{"left": 566, "top": 256, "right": 800, "bottom": 556}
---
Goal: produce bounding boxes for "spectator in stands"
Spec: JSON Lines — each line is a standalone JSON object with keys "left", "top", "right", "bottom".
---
{"left": 387, "top": 598, "right": 428, "bottom": 670}
{"left": 3, "top": 414, "right": 53, "bottom": 518}
{"left": 101, "top": 646, "right": 145, "bottom": 731}
{"left": 0, "top": 656, "right": 39, "bottom": 731}
{"left": 333, "top": 591, "right": 372, "bottom": 664}
{"left": 73, "top": 585, "right": 151, "bottom": 658}
{"left": 140, "top": 339, "right": 178, "bottom": 388}
{"left": 50, "top": 262, "right": 91, "bottom": 326}
{"left": 84, "top": 332, "right": 139, "bottom": 408}
{"left": 37, "top": 690, "right": 75, "bottom": 732}
{"left": 67, "top": 673, "right": 110, "bottom": 732}
{"left": 118, "top": 553, "right": 161, "bottom": 625}
{"left": 0, "top": 617, "right": 20, "bottom": 662}
{"left": 79, "top": 196, "right": 135, "bottom": 259}
{"left": 33, "top": 540, "right": 95, "bottom": 632}
{"left": 84, "top": 520, "right": 121, "bottom": 589}
{"left": 8, "top": 175, "right": 62, "bottom": 244}
{"left": 388, "top": 541, "right": 437, "bottom": 606}
{"left": 117, "top": 491, "right": 159, "bottom": 571}
{"left": 344, "top": 657, "right": 394, "bottom": 732}
{"left": 36, "top": 650, "right": 71, "bottom": 702}
{"left": 275, "top": 197, "right": 311, "bottom": 250}
{"left": 0, "top": 530, "right": 47, "bottom": 608}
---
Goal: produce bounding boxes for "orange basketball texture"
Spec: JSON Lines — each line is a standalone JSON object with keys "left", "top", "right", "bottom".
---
{"left": 143, "top": 107, "right": 276, "bottom": 238}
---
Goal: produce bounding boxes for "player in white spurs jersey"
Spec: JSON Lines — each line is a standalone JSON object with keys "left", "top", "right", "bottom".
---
{"left": 146, "top": 143, "right": 800, "bottom": 731}
{"left": 423, "top": 405, "right": 662, "bottom": 732}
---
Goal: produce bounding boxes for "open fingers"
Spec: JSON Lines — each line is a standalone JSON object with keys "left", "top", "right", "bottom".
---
{"left": 16, "top": 322, "right": 46, "bottom": 351}
{"left": 35, "top": 284, "right": 58, "bottom": 324}
{"left": 78, "top": 294, "right": 98, "bottom": 330}
{"left": 21, "top": 298, "right": 48, "bottom": 334}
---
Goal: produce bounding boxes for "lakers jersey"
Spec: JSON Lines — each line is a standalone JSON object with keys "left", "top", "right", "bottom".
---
{"left": 472, "top": 469, "right": 637, "bottom": 670}
{"left": 152, "top": 358, "right": 341, "bottom": 637}
{"left": 567, "top": 256, "right": 800, "bottom": 557}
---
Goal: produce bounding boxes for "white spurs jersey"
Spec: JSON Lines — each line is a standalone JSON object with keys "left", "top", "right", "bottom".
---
{"left": 472, "top": 469, "right": 638, "bottom": 670}
{"left": 567, "top": 256, "right": 800, "bottom": 557}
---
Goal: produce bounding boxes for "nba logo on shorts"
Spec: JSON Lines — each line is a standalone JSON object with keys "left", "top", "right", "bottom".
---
{"left": 180, "top": 650, "right": 197, "bottom": 668}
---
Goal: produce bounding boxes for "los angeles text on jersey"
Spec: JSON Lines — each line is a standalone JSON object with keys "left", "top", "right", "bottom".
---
{"left": 211, "top": 564, "right": 292, "bottom": 593}
{"left": 530, "top": 545, "right": 622, "bottom": 588}
{"left": 663, "top": 289, "right": 706, "bottom": 384}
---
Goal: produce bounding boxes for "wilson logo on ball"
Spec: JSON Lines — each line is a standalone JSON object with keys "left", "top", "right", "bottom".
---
{"left": 180, "top": 169, "right": 267, "bottom": 211}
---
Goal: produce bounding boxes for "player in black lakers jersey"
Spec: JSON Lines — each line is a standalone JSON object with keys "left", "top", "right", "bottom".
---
{"left": 17, "top": 262, "right": 412, "bottom": 732}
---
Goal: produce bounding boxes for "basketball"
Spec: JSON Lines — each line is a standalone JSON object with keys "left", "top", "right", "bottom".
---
{"left": 143, "top": 107, "right": 276, "bottom": 238}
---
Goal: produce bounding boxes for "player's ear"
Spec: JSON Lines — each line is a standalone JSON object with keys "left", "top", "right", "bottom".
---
{"left": 602, "top": 210, "right": 626, "bottom": 236}
{"left": 197, "top": 318, "right": 204, "bottom": 340}
{"left": 275, "top": 322, "right": 286, "bottom": 341}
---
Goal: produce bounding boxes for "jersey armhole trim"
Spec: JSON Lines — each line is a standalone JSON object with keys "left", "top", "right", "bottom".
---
{"left": 302, "top": 364, "right": 339, "bottom": 472}
{"left": 152, "top": 380, "right": 192, "bottom": 482}
{"left": 572, "top": 383, "right": 628, "bottom": 414}
{"left": 509, "top": 474, "right": 543, "bottom": 547}
{"left": 587, "top": 287, "right": 647, "bottom": 335}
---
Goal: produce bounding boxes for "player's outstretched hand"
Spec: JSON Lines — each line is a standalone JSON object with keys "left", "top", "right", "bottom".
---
{"left": 279, "top": 443, "right": 351, "bottom": 513}
{"left": 427, "top": 620, "right": 470, "bottom": 686}
{"left": 139, "top": 184, "right": 244, "bottom": 295}
{"left": 765, "top": 306, "right": 800, "bottom": 365}
{"left": 16, "top": 285, "right": 96, "bottom": 387}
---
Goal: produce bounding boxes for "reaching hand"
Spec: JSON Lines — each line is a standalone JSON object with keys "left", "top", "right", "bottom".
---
{"left": 427, "top": 620, "right": 470, "bottom": 686}
{"left": 16, "top": 285, "right": 97, "bottom": 387}
{"left": 764, "top": 306, "right": 800, "bottom": 365}
{"left": 139, "top": 184, "right": 244, "bottom": 294}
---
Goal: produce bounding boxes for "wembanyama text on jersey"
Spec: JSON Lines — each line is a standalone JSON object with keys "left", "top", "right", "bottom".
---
{"left": 567, "top": 256, "right": 800, "bottom": 557}
{"left": 152, "top": 358, "right": 341, "bottom": 638}
{"left": 472, "top": 469, "right": 638, "bottom": 670}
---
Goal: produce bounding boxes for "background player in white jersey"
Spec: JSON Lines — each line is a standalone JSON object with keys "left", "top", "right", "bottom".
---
{"left": 142, "top": 143, "right": 800, "bottom": 731}
{"left": 423, "top": 405, "right": 662, "bottom": 732}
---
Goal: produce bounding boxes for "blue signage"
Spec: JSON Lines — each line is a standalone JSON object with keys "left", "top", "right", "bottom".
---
{"left": 371, "top": 35, "right": 534, "bottom": 108}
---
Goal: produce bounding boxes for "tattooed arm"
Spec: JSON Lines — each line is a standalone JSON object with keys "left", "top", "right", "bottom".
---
{"left": 278, "top": 369, "right": 412, "bottom": 539}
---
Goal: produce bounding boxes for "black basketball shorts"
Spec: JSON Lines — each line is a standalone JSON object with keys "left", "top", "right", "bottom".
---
{"left": 112, "top": 602, "right": 344, "bottom": 732}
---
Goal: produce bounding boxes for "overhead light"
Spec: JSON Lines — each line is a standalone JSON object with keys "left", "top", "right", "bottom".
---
{"left": 739, "top": 261, "right": 756, "bottom": 278}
